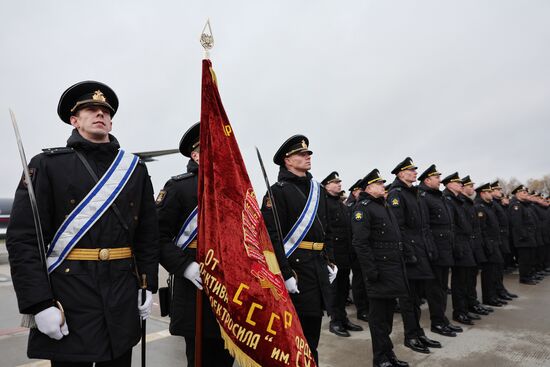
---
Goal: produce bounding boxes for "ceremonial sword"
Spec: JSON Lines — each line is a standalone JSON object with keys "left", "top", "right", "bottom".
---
{"left": 9, "top": 109, "right": 65, "bottom": 328}
{"left": 255, "top": 147, "right": 286, "bottom": 252}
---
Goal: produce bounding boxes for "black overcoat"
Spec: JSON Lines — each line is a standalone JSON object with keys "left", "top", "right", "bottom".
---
{"left": 351, "top": 193, "right": 408, "bottom": 299}
{"left": 156, "top": 159, "right": 221, "bottom": 338}
{"left": 261, "top": 167, "right": 334, "bottom": 317}
{"left": 442, "top": 190, "right": 477, "bottom": 267}
{"left": 7, "top": 130, "right": 159, "bottom": 362}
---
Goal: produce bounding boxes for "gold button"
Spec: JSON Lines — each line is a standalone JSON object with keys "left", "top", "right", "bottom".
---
{"left": 134, "top": 216, "right": 138, "bottom": 221}
{"left": 70, "top": 199, "right": 76, "bottom": 204}
{"left": 65, "top": 268, "right": 70, "bottom": 273}
{"left": 130, "top": 202, "right": 134, "bottom": 207}
{"left": 99, "top": 248, "right": 110, "bottom": 260}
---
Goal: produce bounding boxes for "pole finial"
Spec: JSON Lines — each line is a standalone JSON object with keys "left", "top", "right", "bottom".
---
{"left": 200, "top": 19, "right": 214, "bottom": 59}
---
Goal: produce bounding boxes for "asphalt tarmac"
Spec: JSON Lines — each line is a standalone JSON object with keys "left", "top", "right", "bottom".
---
{"left": 1, "top": 255, "right": 549, "bottom": 367}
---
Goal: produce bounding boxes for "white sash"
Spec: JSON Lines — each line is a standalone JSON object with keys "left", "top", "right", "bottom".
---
{"left": 46, "top": 150, "right": 139, "bottom": 273}
{"left": 174, "top": 206, "right": 198, "bottom": 249}
{"left": 283, "top": 180, "right": 321, "bottom": 257}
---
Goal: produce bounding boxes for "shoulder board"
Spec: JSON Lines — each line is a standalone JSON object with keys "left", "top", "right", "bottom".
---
{"left": 420, "top": 191, "right": 426, "bottom": 197}
{"left": 42, "top": 147, "right": 74, "bottom": 155}
{"left": 346, "top": 201, "right": 354, "bottom": 207}
{"left": 360, "top": 199, "right": 371, "bottom": 206}
{"left": 275, "top": 181, "right": 287, "bottom": 187}
{"left": 389, "top": 187, "right": 402, "bottom": 193}
{"left": 171, "top": 172, "right": 195, "bottom": 181}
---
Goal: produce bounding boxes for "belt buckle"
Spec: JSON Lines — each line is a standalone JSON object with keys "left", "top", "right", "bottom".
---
{"left": 99, "top": 248, "right": 110, "bottom": 261}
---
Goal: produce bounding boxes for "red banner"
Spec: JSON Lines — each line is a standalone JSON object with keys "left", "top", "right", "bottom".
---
{"left": 197, "top": 59, "right": 316, "bottom": 367}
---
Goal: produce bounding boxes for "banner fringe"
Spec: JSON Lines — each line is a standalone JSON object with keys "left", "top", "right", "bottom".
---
{"left": 220, "top": 327, "right": 262, "bottom": 367}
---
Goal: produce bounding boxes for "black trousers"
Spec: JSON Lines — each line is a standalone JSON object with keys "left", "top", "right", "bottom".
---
{"left": 51, "top": 350, "right": 132, "bottom": 367}
{"left": 369, "top": 298, "right": 396, "bottom": 364}
{"left": 398, "top": 279, "right": 425, "bottom": 339}
{"left": 351, "top": 259, "right": 369, "bottom": 315}
{"left": 185, "top": 336, "right": 234, "bottom": 367}
{"left": 466, "top": 266, "right": 479, "bottom": 309}
{"left": 481, "top": 263, "right": 498, "bottom": 303}
{"left": 517, "top": 247, "right": 535, "bottom": 280}
{"left": 427, "top": 265, "right": 450, "bottom": 327}
{"left": 331, "top": 266, "right": 351, "bottom": 324}
{"left": 451, "top": 266, "right": 471, "bottom": 317}
{"left": 299, "top": 315, "right": 322, "bottom": 364}
{"left": 545, "top": 246, "right": 550, "bottom": 269}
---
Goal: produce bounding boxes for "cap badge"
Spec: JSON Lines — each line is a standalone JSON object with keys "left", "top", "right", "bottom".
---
{"left": 301, "top": 140, "right": 307, "bottom": 149}
{"left": 92, "top": 90, "right": 106, "bottom": 102}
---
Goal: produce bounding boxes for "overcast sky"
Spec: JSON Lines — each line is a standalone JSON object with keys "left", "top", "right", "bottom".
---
{"left": 1, "top": 0, "right": 549, "bottom": 199}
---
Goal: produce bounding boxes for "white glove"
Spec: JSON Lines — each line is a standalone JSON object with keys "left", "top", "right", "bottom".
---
{"left": 328, "top": 265, "right": 338, "bottom": 284}
{"left": 183, "top": 262, "right": 203, "bottom": 290}
{"left": 137, "top": 290, "right": 153, "bottom": 320}
{"left": 285, "top": 276, "right": 300, "bottom": 294}
{"left": 35, "top": 306, "right": 69, "bottom": 340}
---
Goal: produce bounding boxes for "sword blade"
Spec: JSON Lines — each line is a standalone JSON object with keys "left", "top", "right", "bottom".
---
{"left": 255, "top": 147, "right": 285, "bottom": 247}
{"left": 9, "top": 109, "right": 49, "bottom": 278}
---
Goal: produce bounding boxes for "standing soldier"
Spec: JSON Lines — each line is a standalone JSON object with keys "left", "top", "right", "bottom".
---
{"left": 460, "top": 176, "right": 491, "bottom": 314}
{"left": 474, "top": 183, "right": 506, "bottom": 306}
{"left": 490, "top": 181, "right": 517, "bottom": 299}
{"left": 509, "top": 185, "right": 539, "bottom": 284}
{"left": 442, "top": 173, "right": 481, "bottom": 325}
{"left": 346, "top": 179, "right": 370, "bottom": 323}
{"left": 156, "top": 122, "right": 234, "bottom": 366}
{"left": 417, "top": 165, "right": 462, "bottom": 337}
{"left": 7, "top": 81, "right": 159, "bottom": 366}
{"left": 322, "top": 172, "right": 364, "bottom": 337}
{"left": 387, "top": 157, "right": 441, "bottom": 354}
{"left": 529, "top": 192, "right": 549, "bottom": 278}
{"left": 261, "top": 135, "right": 337, "bottom": 364}
{"left": 351, "top": 169, "right": 409, "bottom": 367}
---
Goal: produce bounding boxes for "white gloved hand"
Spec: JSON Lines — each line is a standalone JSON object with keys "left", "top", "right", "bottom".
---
{"left": 137, "top": 290, "right": 153, "bottom": 320}
{"left": 183, "top": 262, "right": 203, "bottom": 290}
{"left": 35, "top": 306, "right": 69, "bottom": 340}
{"left": 285, "top": 276, "right": 300, "bottom": 294}
{"left": 328, "top": 264, "right": 338, "bottom": 284}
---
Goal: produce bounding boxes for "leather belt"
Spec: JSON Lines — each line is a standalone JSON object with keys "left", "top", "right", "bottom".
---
{"left": 298, "top": 241, "right": 325, "bottom": 251}
{"left": 66, "top": 247, "right": 132, "bottom": 261}
{"left": 372, "top": 242, "right": 402, "bottom": 250}
{"left": 186, "top": 240, "right": 198, "bottom": 249}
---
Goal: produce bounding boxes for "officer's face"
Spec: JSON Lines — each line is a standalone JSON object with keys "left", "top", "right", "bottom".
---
{"left": 492, "top": 188, "right": 503, "bottom": 199}
{"left": 516, "top": 190, "right": 528, "bottom": 201}
{"left": 480, "top": 191, "right": 493, "bottom": 202}
{"left": 366, "top": 182, "right": 385, "bottom": 198}
{"left": 399, "top": 169, "right": 417, "bottom": 184}
{"left": 325, "top": 181, "right": 342, "bottom": 195}
{"left": 463, "top": 185, "right": 475, "bottom": 196}
{"left": 424, "top": 175, "right": 441, "bottom": 189}
{"left": 70, "top": 106, "right": 112, "bottom": 143}
{"left": 447, "top": 182, "right": 463, "bottom": 195}
{"left": 285, "top": 151, "right": 312, "bottom": 172}
{"left": 502, "top": 197, "right": 510, "bottom": 205}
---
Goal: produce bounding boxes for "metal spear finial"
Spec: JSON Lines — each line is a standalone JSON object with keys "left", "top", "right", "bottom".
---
{"left": 200, "top": 19, "right": 214, "bottom": 59}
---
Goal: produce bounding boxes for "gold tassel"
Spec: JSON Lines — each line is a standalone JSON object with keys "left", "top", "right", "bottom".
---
{"left": 21, "top": 314, "right": 36, "bottom": 328}
{"left": 219, "top": 328, "right": 261, "bottom": 367}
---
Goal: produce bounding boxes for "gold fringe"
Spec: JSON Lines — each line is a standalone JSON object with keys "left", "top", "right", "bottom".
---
{"left": 219, "top": 327, "right": 261, "bottom": 367}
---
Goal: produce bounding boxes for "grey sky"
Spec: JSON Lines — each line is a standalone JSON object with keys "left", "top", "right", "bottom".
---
{"left": 1, "top": 0, "right": 549, "bottom": 199}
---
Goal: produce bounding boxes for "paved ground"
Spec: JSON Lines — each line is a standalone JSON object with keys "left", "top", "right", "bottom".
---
{"left": 1, "top": 252, "right": 549, "bottom": 366}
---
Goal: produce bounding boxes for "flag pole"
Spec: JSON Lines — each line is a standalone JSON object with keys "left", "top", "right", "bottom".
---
{"left": 195, "top": 19, "right": 214, "bottom": 367}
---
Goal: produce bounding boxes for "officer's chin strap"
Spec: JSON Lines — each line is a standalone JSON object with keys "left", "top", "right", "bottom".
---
{"left": 20, "top": 301, "right": 65, "bottom": 329}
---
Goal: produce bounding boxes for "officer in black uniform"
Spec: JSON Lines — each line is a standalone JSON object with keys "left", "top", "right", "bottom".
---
{"left": 442, "top": 173, "right": 481, "bottom": 325}
{"left": 322, "top": 171, "right": 364, "bottom": 337}
{"left": 261, "top": 135, "right": 336, "bottom": 364}
{"left": 7, "top": 81, "right": 159, "bottom": 366}
{"left": 459, "top": 176, "right": 490, "bottom": 315}
{"left": 156, "top": 122, "right": 234, "bottom": 367}
{"left": 529, "top": 192, "right": 549, "bottom": 277}
{"left": 417, "top": 165, "right": 462, "bottom": 337}
{"left": 387, "top": 157, "right": 441, "bottom": 354}
{"left": 509, "top": 185, "right": 539, "bottom": 284}
{"left": 474, "top": 183, "right": 506, "bottom": 306}
{"left": 490, "top": 181, "right": 518, "bottom": 299}
{"left": 345, "top": 179, "right": 370, "bottom": 322}
{"left": 351, "top": 169, "right": 409, "bottom": 367}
